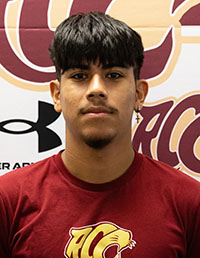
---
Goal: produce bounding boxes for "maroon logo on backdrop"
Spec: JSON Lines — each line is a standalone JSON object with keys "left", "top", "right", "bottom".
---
{"left": 133, "top": 94, "right": 200, "bottom": 174}
{"left": 1, "top": 0, "right": 195, "bottom": 83}
{"left": 0, "top": 0, "right": 55, "bottom": 83}
{"left": 1, "top": 0, "right": 199, "bottom": 83}
{"left": 0, "top": 0, "right": 114, "bottom": 84}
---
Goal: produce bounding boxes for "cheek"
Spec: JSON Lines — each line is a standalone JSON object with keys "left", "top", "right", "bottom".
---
{"left": 119, "top": 89, "right": 136, "bottom": 114}
{"left": 60, "top": 90, "right": 84, "bottom": 122}
{"left": 128, "top": 93, "right": 136, "bottom": 112}
{"left": 59, "top": 94, "right": 72, "bottom": 118}
{"left": 60, "top": 88, "right": 77, "bottom": 107}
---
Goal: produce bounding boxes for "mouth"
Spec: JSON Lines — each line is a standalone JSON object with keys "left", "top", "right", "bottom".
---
{"left": 84, "top": 107, "right": 111, "bottom": 118}
{"left": 80, "top": 106, "right": 117, "bottom": 118}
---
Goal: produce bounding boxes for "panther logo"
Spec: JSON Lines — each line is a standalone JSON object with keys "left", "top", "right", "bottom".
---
{"left": 64, "top": 222, "right": 136, "bottom": 258}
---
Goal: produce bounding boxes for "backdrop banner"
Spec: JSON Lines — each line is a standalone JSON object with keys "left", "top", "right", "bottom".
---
{"left": 0, "top": 0, "right": 200, "bottom": 180}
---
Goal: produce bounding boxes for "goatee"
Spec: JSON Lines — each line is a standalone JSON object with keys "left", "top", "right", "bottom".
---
{"left": 83, "top": 137, "right": 114, "bottom": 149}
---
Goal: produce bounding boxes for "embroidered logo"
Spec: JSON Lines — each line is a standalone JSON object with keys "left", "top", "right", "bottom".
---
{"left": 64, "top": 222, "right": 136, "bottom": 258}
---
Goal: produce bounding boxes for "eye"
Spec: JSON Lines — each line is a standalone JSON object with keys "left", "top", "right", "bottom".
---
{"left": 106, "top": 72, "right": 123, "bottom": 79}
{"left": 70, "top": 73, "right": 87, "bottom": 80}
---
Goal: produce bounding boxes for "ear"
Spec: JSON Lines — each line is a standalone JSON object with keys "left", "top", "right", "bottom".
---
{"left": 50, "top": 80, "right": 62, "bottom": 113}
{"left": 135, "top": 79, "right": 148, "bottom": 110}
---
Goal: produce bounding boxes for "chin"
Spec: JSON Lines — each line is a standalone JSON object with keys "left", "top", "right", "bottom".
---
{"left": 81, "top": 133, "right": 116, "bottom": 150}
{"left": 85, "top": 138, "right": 113, "bottom": 149}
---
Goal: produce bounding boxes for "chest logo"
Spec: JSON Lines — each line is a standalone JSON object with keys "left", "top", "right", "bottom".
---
{"left": 64, "top": 221, "right": 136, "bottom": 257}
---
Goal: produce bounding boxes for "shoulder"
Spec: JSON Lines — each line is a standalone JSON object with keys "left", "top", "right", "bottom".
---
{"left": 0, "top": 152, "right": 63, "bottom": 227}
{"left": 139, "top": 152, "right": 199, "bottom": 186}
{"left": 137, "top": 152, "right": 200, "bottom": 203}
{"left": 0, "top": 153, "right": 60, "bottom": 198}
{"left": 137, "top": 153, "right": 200, "bottom": 228}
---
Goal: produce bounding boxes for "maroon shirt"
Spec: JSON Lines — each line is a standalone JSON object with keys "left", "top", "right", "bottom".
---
{"left": 0, "top": 151, "right": 200, "bottom": 257}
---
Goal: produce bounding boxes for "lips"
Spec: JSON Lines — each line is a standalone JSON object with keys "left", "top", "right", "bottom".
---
{"left": 83, "top": 107, "right": 112, "bottom": 118}
{"left": 84, "top": 107, "right": 111, "bottom": 114}
{"left": 80, "top": 105, "right": 117, "bottom": 117}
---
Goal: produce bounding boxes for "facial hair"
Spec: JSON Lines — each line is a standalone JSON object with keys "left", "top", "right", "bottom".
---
{"left": 83, "top": 135, "right": 115, "bottom": 149}
{"left": 79, "top": 102, "right": 118, "bottom": 149}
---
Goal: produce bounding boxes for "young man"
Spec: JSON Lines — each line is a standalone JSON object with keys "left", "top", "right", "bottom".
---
{"left": 0, "top": 12, "right": 199, "bottom": 258}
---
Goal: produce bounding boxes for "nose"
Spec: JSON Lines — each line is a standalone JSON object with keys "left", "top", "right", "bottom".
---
{"left": 86, "top": 74, "right": 108, "bottom": 101}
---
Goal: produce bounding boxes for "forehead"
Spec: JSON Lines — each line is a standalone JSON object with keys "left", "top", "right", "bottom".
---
{"left": 63, "top": 60, "right": 134, "bottom": 71}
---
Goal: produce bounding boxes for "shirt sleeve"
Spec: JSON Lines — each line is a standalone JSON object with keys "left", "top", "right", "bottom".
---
{"left": 0, "top": 191, "right": 10, "bottom": 258}
{"left": 186, "top": 201, "right": 200, "bottom": 258}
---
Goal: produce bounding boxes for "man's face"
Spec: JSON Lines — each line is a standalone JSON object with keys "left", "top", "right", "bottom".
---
{"left": 51, "top": 62, "right": 147, "bottom": 149}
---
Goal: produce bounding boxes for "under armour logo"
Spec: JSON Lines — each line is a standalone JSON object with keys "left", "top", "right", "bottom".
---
{"left": 0, "top": 101, "right": 62, "bottom": 152}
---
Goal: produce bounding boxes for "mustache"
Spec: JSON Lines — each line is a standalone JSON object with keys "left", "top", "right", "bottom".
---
{"left": 79, "top": 103, "right": 118, "bottom": 115}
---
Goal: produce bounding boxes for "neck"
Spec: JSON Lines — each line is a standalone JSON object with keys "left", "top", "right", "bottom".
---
{"left": 61, "top": 133, "right": 135, "bottom": 184}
